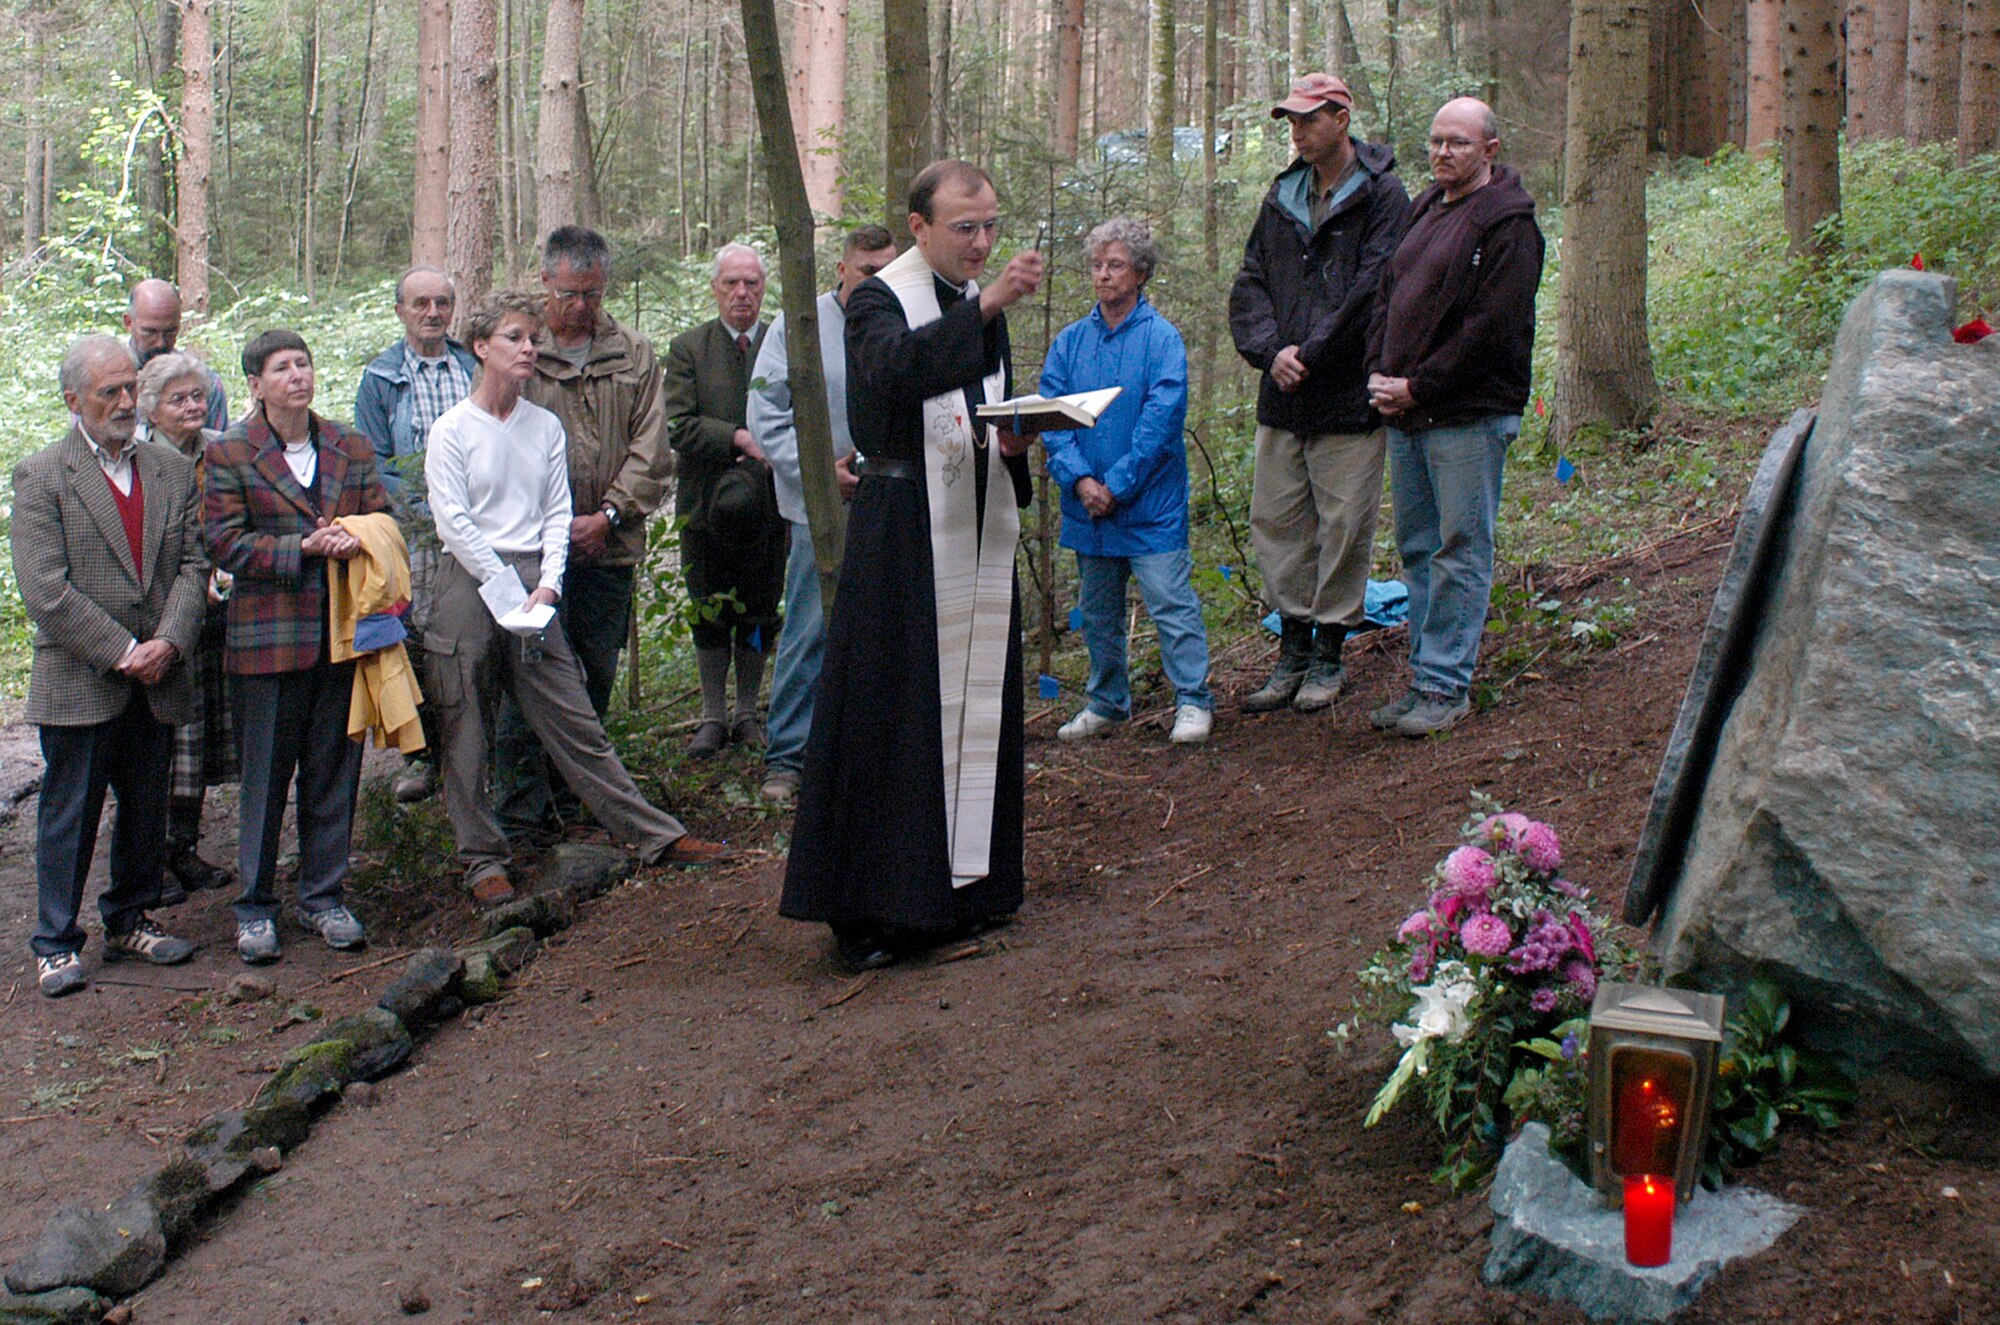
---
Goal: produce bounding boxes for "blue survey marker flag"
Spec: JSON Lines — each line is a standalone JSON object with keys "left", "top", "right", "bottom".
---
{"left": 1038, "top": 674, "right": 1061, "bottom": 699}
{"left": 1555, "top": 457, "right": 1576, "bottom": 484}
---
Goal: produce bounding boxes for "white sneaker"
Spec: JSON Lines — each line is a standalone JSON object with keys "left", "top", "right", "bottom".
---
{"left": 1057, "top": 709, "right": 1118, "bottom": 741}
{"left": 1168, "top": 705, "right": 1213, "bottom": 745}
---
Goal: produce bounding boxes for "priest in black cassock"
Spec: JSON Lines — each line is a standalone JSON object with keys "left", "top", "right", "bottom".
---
{"left": 780, "top": 160, "right": 1046, "bottom": 973}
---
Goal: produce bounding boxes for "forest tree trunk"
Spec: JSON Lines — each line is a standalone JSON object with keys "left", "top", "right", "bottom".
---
{"left": 176, "top": 0, "right": 215, "bottom": 311}
{"left": 1902, "top": 0, "right": 1958, "bottom": 141}
{"left": 1330, "top": 0, "right": 1378, "bottom": 125}
{"left": 798, "top": 0, "right": 848, "bottom": 217}
{"left": 1845, "top": 0, "right": 1875, "bottom": 139}
{"left": 537, "top": 0, "right": 584, "bottom": 236}
{"left": 1958, "top": 0, "right": 2000, "bottom": 160}
{"left": 884, "top": 0, "right": 932, "bottom": 240}
{"left": 1869, "top": 0, "right": 1907, "bottom": 137}
{"left": 1149, "top": 0, "right": 1177, "bottom": 221}
{"left": 447, "top": 0, "right": 499, "bottom": 319}
{"left": 739, "top": 0, "right": 846, "bottom": 607}
{"left": 1056, "top": 0, "right": 1085, "bottom": 158}
{"left": 1745, "top": 0, "right": 1783, "bottom": 150}
{"left": 1781, "top": 0, "right": 1842, "bottom": 254}
{"left": 413, "top": 0, "right": 451, "bottom": 265}
{"left": 23, "top": 12, "right": 47, "bottom": 249}
{"left": 145, "top": 0, "right": 179, "bottom": 275}
{"left": 1555, "top": 0, "right": 1657, "bottom": 447}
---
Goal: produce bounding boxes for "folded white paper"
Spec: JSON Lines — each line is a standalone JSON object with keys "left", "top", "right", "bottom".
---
{"left": 498, "top": 601, "right": 557, "bottom": 637}
{"left": 478, "top": 566, "right": 528, "bottom": 623}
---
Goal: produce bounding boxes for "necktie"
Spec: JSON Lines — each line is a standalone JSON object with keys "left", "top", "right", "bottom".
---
{"left": 737, "top": 332, "right": 750, "bottom": 355}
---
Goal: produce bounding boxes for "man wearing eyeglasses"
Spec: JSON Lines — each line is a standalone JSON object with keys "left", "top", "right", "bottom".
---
{"left": 1365, "top": 97, "right": 1546, "bottom": 737}
{"left": 494, "top": 225, "right": 670, "bottom": 843}
{"left": 780, "top": 159, "right": 1044, "bottom": 974}
{"left": 354, "top": 264, "right": 477, "bottom": 804}
{"left": 1230, "top": 73, "right": 1411, "bottom": 721}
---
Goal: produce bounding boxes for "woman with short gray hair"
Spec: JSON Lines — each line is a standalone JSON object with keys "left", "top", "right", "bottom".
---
{"left": 1040, "top": 218, "right": 1211, "bottom": 745}
{"left": 136, "top": 350, "right": 237, "bottom": 899}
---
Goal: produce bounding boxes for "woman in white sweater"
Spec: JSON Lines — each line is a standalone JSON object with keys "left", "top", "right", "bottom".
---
{"left": 424, "top": 290, "right": 725, "bottom": 906}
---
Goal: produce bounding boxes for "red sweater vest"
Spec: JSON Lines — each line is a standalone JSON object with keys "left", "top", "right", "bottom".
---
{"left": 105, "top": 462, "right": 146, "bottom": 581}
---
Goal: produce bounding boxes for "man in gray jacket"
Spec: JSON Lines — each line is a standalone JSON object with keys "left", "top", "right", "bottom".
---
{"left": 747, "top": 225, "right": 899, "bottom": 803}
{"left": 12, "top": 336, "right": 206, "bottom": 996}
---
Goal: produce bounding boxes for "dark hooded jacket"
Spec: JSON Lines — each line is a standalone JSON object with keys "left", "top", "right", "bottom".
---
{"left": 1228, "top": 139, "right": 1412, "bottom": 435}
{"left": 1366, "top": 163, "right": 1546, "bottom": 431}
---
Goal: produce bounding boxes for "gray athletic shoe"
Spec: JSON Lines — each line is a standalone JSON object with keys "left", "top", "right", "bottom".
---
{"left": 237, "top": 919, "right": 282, "bottom": 966}
{"left": 1396, "top": 691, "right": 1472, "bottom": 738}
{"left": 1370, "top": 688, "right": 1422, "bottom": 730}
{"left": 104, "top": 917, "right": 196, "bottom": 966}
{"left": 36, "top": 950, "right": 87, "bottom": 998}
{"left": 299, "top": 905, "right": 367, "bottom": 952}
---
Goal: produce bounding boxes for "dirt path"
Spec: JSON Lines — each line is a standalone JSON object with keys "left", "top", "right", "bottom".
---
{"left": 3, "top": 531, "right": 1993, "bottom": 1324}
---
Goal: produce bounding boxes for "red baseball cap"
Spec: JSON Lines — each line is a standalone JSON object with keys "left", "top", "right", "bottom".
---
{"left": 1272, "top": 72, "right": 1354, "bottom": 118}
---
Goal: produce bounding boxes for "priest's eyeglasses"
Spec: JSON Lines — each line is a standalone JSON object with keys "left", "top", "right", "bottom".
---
{"left": 945, "top": 218, "right": 1002, "bottom": 238}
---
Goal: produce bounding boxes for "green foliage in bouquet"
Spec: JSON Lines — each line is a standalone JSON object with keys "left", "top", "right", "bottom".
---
{"left": 1333, "top": 795, "right": 1639, "bottom": 1190}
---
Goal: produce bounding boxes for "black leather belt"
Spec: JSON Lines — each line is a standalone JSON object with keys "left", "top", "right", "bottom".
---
{"left": 856, "top": 456, "right": 922, "bottom": 482}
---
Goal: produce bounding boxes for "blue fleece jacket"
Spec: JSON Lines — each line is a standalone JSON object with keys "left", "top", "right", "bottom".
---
{"left": 1038, "top": 294, "right": 1191, "bottom": 559}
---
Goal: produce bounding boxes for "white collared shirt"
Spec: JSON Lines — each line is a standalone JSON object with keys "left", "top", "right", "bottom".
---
{"left": 79, "top": 421, "right": 136, "bottom": 497}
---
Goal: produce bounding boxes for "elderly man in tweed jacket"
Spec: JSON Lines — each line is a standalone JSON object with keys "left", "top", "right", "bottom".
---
{"left": 12, "top": 335, "right": 206, "bottom": 997}
{"left": 205, "top": 329, "right": 391, "bottom": 967}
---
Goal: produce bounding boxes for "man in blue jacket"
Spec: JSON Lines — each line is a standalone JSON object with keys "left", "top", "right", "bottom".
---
{"left": 353, "top": 265, "right": 478, "bottom": 802}
{"left": 1041, "top": 218, "right": 1210, "bottom": 746}
{"left": 1230, "top": 73, "right": 1411, "bottom": 717}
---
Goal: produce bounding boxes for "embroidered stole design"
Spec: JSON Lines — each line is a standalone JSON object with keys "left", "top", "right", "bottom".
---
{"left": 879, "top": 246, "right": 1018, "bottom": 889}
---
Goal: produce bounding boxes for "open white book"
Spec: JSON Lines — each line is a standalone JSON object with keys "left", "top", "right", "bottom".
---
{"left": 975, "top": 386, "right": 1123, "bottom": 433}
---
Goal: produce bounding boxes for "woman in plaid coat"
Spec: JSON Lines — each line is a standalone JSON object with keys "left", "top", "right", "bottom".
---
{"left": 204, "top": 330, "right": 392, "bottom": 967}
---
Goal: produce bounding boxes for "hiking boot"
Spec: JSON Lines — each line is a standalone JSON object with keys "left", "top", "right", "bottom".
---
{"left": 688, "top": 721, "right": 728, "bottom": 758}
{"left": 760, "top": 768, "right": 801, "bottom": 805}
{"left": 393, "top": 758, "right": 436, "bottom": 804}
{"left": 36, "top": 950, "right": 87, "bottom": 998}
{"left": 167, "top": 843, "right": 229, "bottom": 892}
{"left": 1396, "top": 691, "right": 1472, "bottom": 738}
{"left": 1292, "top": 625, "right": 1348, "bottom": 712}
{"left": 1168, "top": 705, "right": 1213, "bottom": 745}
{"left": 658, "top": 835, "right": 731, "bottom": 867}
{"left": 1057, "top": 709, "right": 1119, "bottom": 741}
{"left": 104, "top": 917, "right": 196, "bottom": 966}
{"left": 1370, "top": 688, "right": 1422, "bottom": 730}
{"left": 1241, "top": 618, "right": 1314, "bottom": 713}
{"left": 237, "top": 919, "right": 282, "bottom": 966}
{"left": 731, "top": 715, "right": 767, "bottom": 750}
{"left": 299, "top": 905, "right": 367, "bottom": 952}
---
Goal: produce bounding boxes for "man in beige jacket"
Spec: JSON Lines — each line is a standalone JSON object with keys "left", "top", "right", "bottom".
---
{"left": 496, "top": 225, "right": 670, "bottom": 840}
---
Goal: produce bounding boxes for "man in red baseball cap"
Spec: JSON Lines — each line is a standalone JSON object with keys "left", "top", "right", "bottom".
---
{"left": 1229, "top": 72, "right": 1411, "bottom": 719}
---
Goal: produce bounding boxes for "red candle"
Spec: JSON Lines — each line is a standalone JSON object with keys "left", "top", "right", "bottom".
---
{"left": 1624, "top": 1174, "right": 1674, "bottom": 1267}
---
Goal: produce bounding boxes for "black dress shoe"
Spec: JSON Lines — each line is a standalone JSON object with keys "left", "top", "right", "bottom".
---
{"left": 833, "top": 923, "right": 899, "bottom": 973}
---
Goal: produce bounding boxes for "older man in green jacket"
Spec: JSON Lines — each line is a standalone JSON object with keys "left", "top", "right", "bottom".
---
{"left": 664, "top": 242, "right": 788, "bottom": 757}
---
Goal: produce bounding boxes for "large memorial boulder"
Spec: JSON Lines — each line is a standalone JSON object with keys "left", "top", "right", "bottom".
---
{"left": 1654, "top": 270, "right": 2000, "bottom": 1078}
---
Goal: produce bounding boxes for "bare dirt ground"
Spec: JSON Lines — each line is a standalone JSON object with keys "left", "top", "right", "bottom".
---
{"left": 1, "top": 525, "right": 1994, "bottom": 1324}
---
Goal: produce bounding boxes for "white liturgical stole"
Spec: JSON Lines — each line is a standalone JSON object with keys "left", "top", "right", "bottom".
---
{"left": 878, "top": 245, "right": 1018, "bottom": 889}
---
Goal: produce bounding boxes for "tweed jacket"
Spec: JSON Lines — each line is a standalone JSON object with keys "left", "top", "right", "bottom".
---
{"left": 10, "top": 427, "right": 206, "bottom": 727}
{"left": 203, "top": 409, "right": 392, "bottom": 676}
{"left": 524, "top": 314, "right": 669, "bottom": 567}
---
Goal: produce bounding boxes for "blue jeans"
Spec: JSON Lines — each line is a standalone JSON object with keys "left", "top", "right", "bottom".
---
{"left": 1387, "top": 415, "right": 1517, "bottom": 698}
{"left": 1075, "top": 549, "right": 1212, "bottom": 719}
{"left": 495, "top": 561, "right": 633, "bottom": 830}
{"left": 765, "top": 521, "right": 826, "bottom": 774}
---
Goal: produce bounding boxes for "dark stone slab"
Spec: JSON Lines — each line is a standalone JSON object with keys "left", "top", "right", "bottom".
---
{"left": 1624, "top": 409, "right": 1813, "bottom": 926}
{"left": 377, "top": 948, "right": 466, "bottom": 1029}
{"left": 548, "top": 843, "right": 633, "bottom": 902}
{"left": 3, "top": 1190, "right": 165, "bottom": 1298}
{"left": 0, "top": 1286, "right": 109, "bottom": 1325}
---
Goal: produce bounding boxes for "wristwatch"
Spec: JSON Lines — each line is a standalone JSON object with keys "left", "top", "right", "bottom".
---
{"left": 600, "top": 503, "right": 622, "bottom": 529}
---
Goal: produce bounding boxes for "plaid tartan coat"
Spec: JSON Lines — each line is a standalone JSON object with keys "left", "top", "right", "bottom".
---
{"left": 204, "top": 409, "right": 392, "bottom": 676}
{"left": 10, "top": 426, "right": 206, "bottom": 727}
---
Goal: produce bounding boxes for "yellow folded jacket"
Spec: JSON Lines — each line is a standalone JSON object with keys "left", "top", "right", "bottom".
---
{"left": 329, "top": 513, "right": 426, "bottom": 755}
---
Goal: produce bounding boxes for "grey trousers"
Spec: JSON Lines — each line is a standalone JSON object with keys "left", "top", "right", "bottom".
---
{"left": 1249, "top": 424, "right": 1385, "bottom": 626}
{"left": 427, "top": 552, "right": 687, "bottom": 883}
{"left": 234, "top": 659, "right": 363, "bottom": 924}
